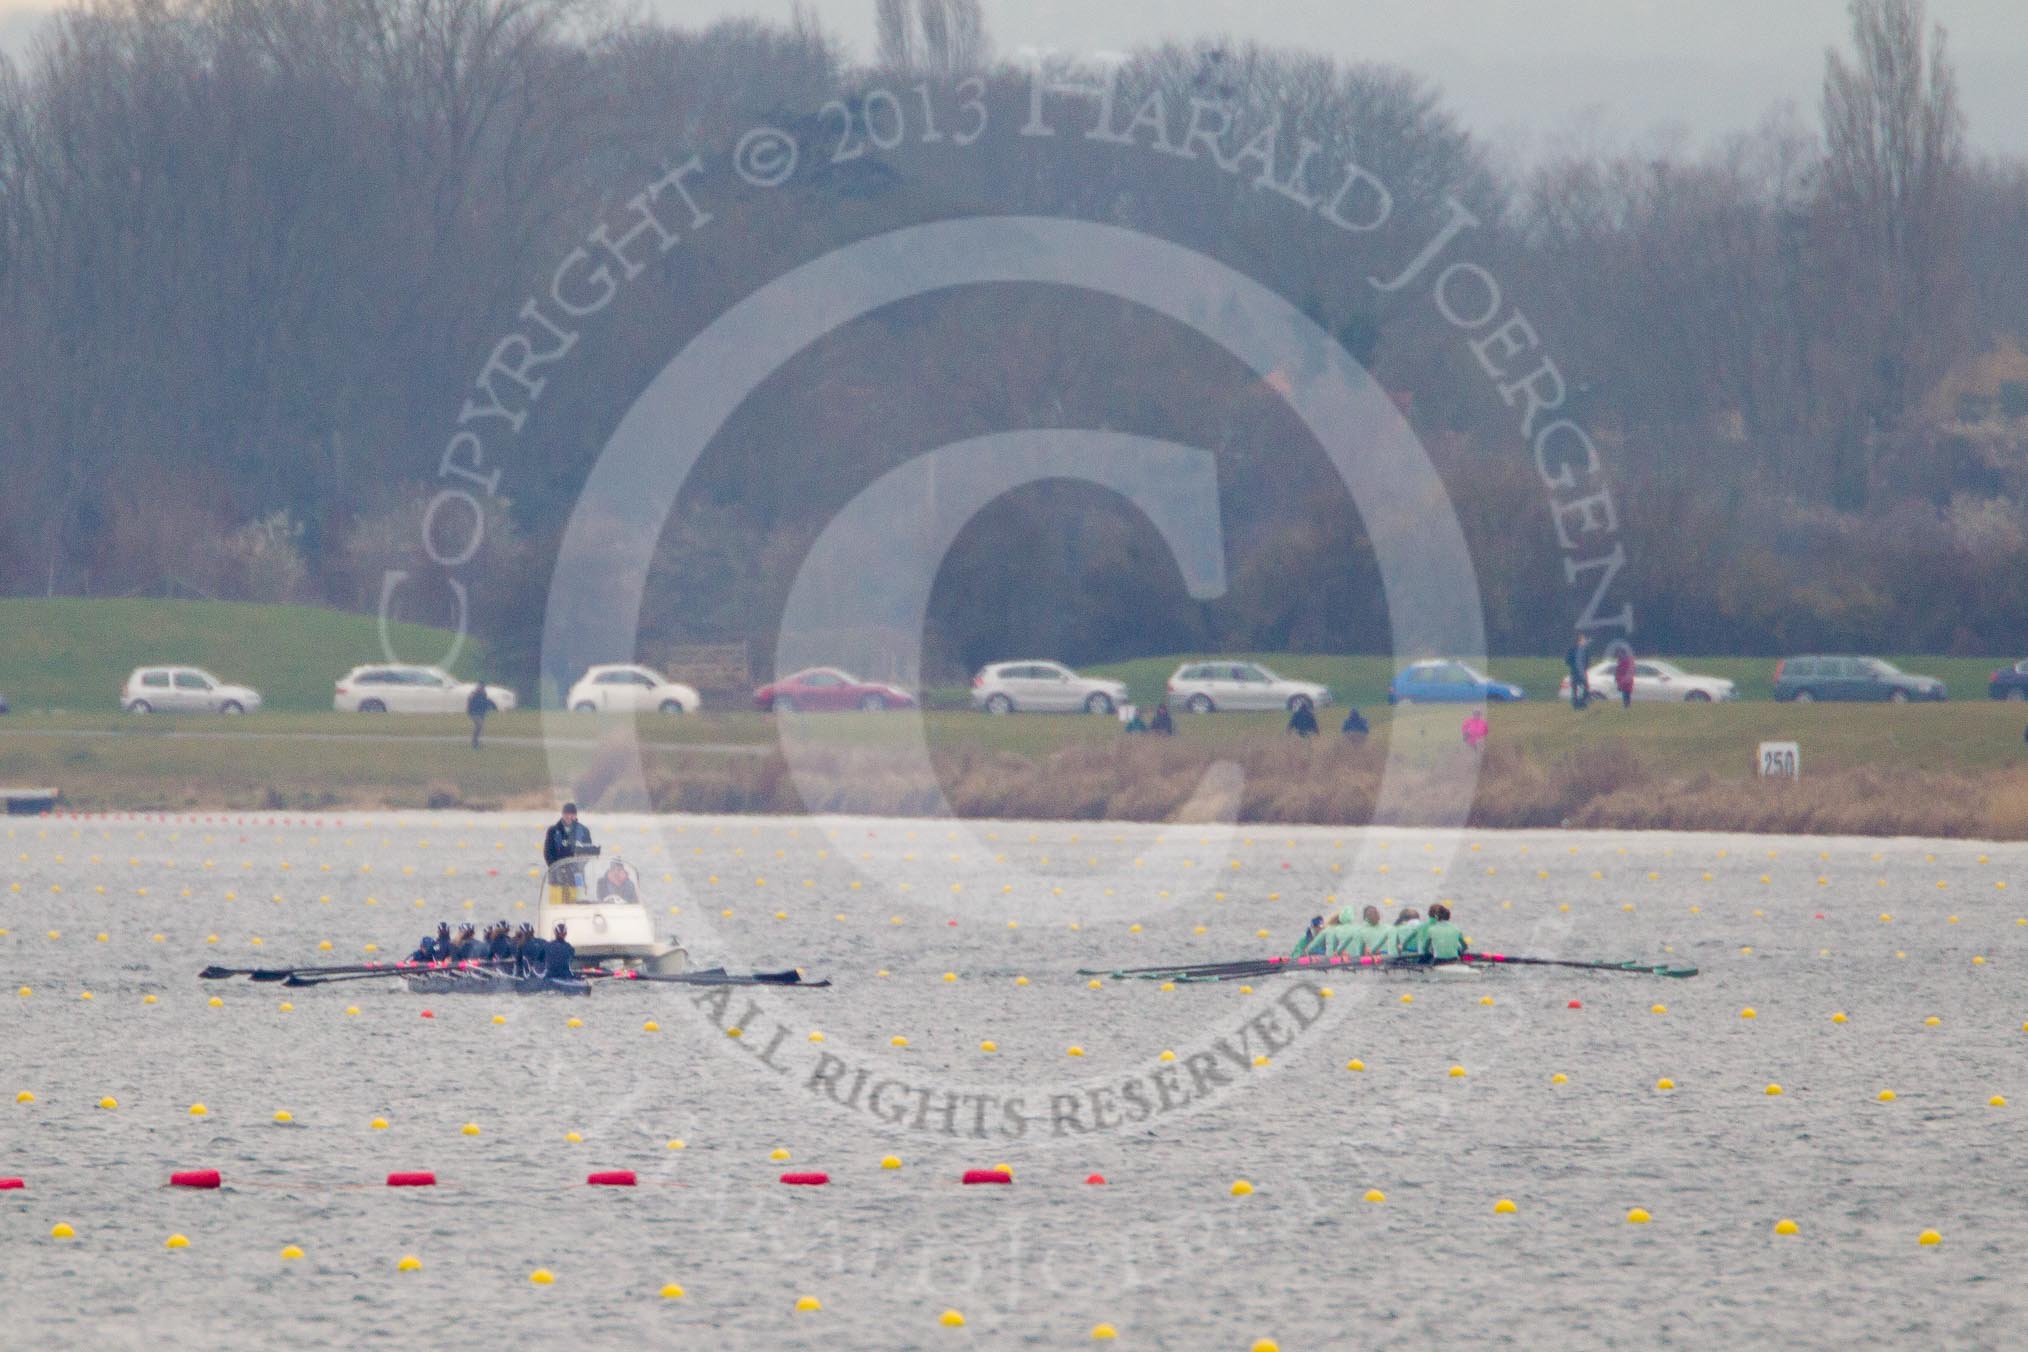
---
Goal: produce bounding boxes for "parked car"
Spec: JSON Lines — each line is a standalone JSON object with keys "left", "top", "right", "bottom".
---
{"left": 1388, "top": 660, "right": 1524, "bottom": 706}
{"left": 973, "top": 661, "right": 1127, "bottom": 715}
{"left": 1772, "top": 655, "right": 1945, "bottom": 703}
{"left": 334, "top": 665, "right": 517, "bottom": 714}
{"left": 1989, "top": 660, "right": 2028, "bottom": 701}
{"left": 566, "top": 664, "right": 699, "bottom": 715}
{"left": 122, "top": 666, "right": 262, "bottom": 715}
{"left": 753, "top": 667, "right": 915, "bottom": 713}
{"left": 1559, "top": 658, "right": 1737, "bottom": 705}
{"left": 1165, "top": 661, "right": 1331, "bottom": 714}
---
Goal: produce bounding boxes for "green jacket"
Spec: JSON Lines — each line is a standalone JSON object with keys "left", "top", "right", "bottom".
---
{"left": 1422, "top": 919, "right": 1468, "bottom": 961}
{"left": 1325, "top": 920, "right": 1391, "bottom": 957}
{"left": 1384, "top": 921, "right": 1429, "bottom": 956}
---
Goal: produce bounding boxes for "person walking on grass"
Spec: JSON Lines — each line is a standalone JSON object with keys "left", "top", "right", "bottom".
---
{"left": 1462, "top": 708, "right": 1489, "bottom": 750}
{"left": 1565, "top": 631, "right": 1591, "bottom": 710}
{"left": 1341, "top": 706, "right": 1369, "bottom": 738}
{"left": 1613, "top": 645, "right": 1636, "bottom": 709}
{"left": 467, "top": 678, "right": 495, "bottom": 748}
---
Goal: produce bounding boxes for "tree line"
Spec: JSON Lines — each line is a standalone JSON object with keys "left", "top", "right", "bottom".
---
{"left": 1, "top": 0, "right": 2023, "bottom": 691}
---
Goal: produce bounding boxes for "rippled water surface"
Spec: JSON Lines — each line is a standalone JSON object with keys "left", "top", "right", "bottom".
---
{"left": 3, "top": 811, "right": 2026, "bottom": 1350}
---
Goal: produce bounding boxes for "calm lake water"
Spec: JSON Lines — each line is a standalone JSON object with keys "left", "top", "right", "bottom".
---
{"left": 3, "top": 811, "right": 2025, "bottom": 1350}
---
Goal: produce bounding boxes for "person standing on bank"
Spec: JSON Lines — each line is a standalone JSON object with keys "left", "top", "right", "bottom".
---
{"left": 1565, "top": 631, "right": 1591, "bottom": 710}
{"left": 467, "top": 678, "right": 495, "bottom": 749}
{"left": 1614, "top": 645, "right": 1636, "bottom": 710}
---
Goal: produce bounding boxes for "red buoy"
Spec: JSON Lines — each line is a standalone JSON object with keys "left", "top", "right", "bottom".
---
{"left": 1084, "top": 1173, "right": 1107, "bottom": 1185}
{"left": 779, "top": 1172, "right": 830, "bottom": 1186}
{"left": 587, "top": 1170, "right": 638, "bottom": 1187}
{"left": 1567, "top": 999, "right": 1583, "bottom": 1009}
{"left": 386, "top": 1171, "right": 437, "bottom": 1187}
{"left": 170, "top": 1169, "right": 222, "bottom": 1189}
{"left": 0, "top": 1178, "right": 23, "bottom": 1190}
{"left": 420, "top": 1009, "right": 435, "bottom": 1018}
{"left": 962, "top": 1169, "right": 1012, "bottom": 1185}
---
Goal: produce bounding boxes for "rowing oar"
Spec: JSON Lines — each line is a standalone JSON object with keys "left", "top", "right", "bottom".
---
{"left": 1078, "top": 958, "right": 1285, "bottom": 978}
{"left": 201, "top": 962, "right": 390, "bottom": 981}
{"left": 610, "top": 968, "right": 828, "bottom": 988}
{"left": 280, "top": 960, "right": 508, "bottom": 987}
{"left": 1464, "top": 953, "right": 1699, "bottom": 978}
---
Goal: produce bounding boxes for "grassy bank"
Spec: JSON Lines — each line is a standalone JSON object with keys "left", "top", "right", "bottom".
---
{"left": 4, "top": 701, "right": 2028, "bottom": 837}
{"left": 0, "top": 598, "right": 481, "bottom": 713}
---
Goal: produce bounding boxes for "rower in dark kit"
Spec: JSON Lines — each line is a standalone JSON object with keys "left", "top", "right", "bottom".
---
{"left": 541, "top": 924, "right": 576, "bottom": 979}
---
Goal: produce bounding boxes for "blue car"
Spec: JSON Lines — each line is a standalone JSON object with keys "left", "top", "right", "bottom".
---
{"left": 1388, "top": 660, "right": 1525, "bottom": 705}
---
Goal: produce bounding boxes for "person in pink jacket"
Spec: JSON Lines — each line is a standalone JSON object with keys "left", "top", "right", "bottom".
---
{"left": 1461, "top": 708, "right": 1489, "bottom": 749}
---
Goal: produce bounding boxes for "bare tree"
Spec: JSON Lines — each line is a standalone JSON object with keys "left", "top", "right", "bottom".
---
{"left": 1819, "top": 0, "right": 1968, "bottom": 504}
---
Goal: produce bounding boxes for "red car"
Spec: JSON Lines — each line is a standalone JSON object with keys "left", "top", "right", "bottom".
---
{"left": 753, "top": 667, "right": 916, "bottom": 713}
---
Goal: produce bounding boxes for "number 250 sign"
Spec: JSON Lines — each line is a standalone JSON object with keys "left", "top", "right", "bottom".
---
{"left": 1758, "top": 741, "right": 1801, "bottom": 780}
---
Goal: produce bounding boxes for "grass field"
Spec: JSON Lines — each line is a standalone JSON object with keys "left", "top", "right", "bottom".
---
{"left": 0, "top": 599, "right": 482, "bottom": 713}
{"left": 2, "top": 699, "right": 2026, "bottom": 828}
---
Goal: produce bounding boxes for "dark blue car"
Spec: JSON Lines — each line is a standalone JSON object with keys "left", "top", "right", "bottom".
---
{"left": 1990, "top": 660, "right": 2028, "bottom": 701}
{"left": 1388, "top": 660, "right": 1525, "bottom": 705}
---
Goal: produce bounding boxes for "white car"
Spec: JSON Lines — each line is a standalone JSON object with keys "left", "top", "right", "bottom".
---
{"left": 566, "top": 664, "right": 699, "bottom": 714}
{"left": 122, "top": 666, "right": 262, "bottom": 715}
{"left": 1560, "top": 658, "right": 1737, "bottom": 704}
{"left": 1166, "top": 661, "right": 1332, "bottom": 713}
{"left": 972, "top": 660, "right": 1128, "bottom": 715}
{"left": 334, "top": 665, "right": 517, "bottom": 714}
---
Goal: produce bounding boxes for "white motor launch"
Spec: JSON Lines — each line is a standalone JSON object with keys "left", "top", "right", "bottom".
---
{"left": 536, "top": 854, "right": 687, "bottom": 974}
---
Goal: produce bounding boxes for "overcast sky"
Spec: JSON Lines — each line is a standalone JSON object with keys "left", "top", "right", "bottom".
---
{"left": 5, "top": 0, "right": 2025, "bottom": 159}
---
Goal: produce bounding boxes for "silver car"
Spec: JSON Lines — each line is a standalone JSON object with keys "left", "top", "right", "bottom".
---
{"left": 972, "top": 661, "right": 1127, "bottom": 715}
{"left": 122, "top": 666, "right": 263, "bottom": 715}
{"left": 1166, "top": 661, "right": 1332, "bottom": 713}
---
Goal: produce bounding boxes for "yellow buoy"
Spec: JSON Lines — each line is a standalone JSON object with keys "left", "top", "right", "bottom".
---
{"left": 1551, "top": 1072, "right": 1569, "bottom": 1085}
{"left": 643, "top": 1020, "right": 660, "bottom": 1032}
{"left": 1230, "top": 1179, "right": 1254, "bottom": 1196}
{"left": 794, "top": 1296, "right": 822, "bottom": 1313}
{"left": 1878, "top": 1089, "right": 1897, "bottom": 1102}
{"left": 1650, "top": 1004, "right": 1667, "bottom": 1015}
{"left": 189, "top": 1103, "right": 208, "bottom": 1116}
{"left": 280, "top": 1245, "right": 304, "bottom": 1260}
{"left": 1655, "top": 1078, "right": 1675, "bottom": 1091}
{"left": 1448, "top": 1065, "right": 1467, "bottom": 1078}
{"left": 1346, "top": 1059, "right": 1365, "bottom": 1072}
{"left": 1067, "top": 1046, "right": 1086, "bottom": 1058}
{"left": 1765, "top": 1084, "right": 1783, "bottom": 1096}
{"left": 890, "top": 1035, "right": 909, "bottom": 1047}
{"left": 399, "top": 1254, "right": 423, "bottom": 1272}
{"left": 1091, "top": 1324, "right": 1118, "bottom": 1340}
{"left": 344, "top": 1006, "right": 360, "bottom": 1017}
{"left": 274, "top": 1110, "right": 293, "bottom": 1123}
{"left": 1494, "top": 1198, "right": 1518, "bottom": 1214}
{"left": 564, "top": 1132, "right": 582, "bottom": 1143}
{"left": 51, "top": 1223, "right": 76, "bottom": 1239}
{"left": 1740, "top": 1008, "right": 1757, "bottom": 1020}
{"left": 1086, "top": 979, "right": 1102, "bottom": 990}
{"left": 461, "top": 1122, "right": 480, "bottom": 1136}
{"left": 1924, "top": 1016, "right": 1941, "bottom": 1027}
{"left": 15, "top": 1090, "right": 32, "bottom": 1103}
{"left": 529, "top": 1269, "right": 555, "bottom": 1285}
{"left": 371, "top": 1117, "right": 390, "bottom": 1129}
{"left": 980, "top": 1040, "right": 997, "bottom": 1053}
{"left": 667, "top": 1139, "right": 685, "bottom": 1150}
{"left": 1831, "top": 1012, "right": 1847, "bottom": 1024}
{"left": 567, "top": 1017, "right": 582, "bottom": 1029}
{"left": 278, "top": 1002, "right": 293, "bottom": 1012}
{"left": 941, "top": 1310, "right": 966, "bottom": 1328}
{"left": 1014, "top": 976, "right": 1029, "bottom": 986}
{"left": 491, "top": 1014, "right": 506, "bottom": 1025}
{"left": 770, "top": 1147, "right": 791, "bottom": 1161}
{"left": 1363, "top": 1189, "right": 1386, "bottom": 1203}
{"left": 659, "top": 1283, "right": 684, "bottom": 1299}
{"left": 1158, "top": 1049, "right": 1176, "bottom": 1062}
{"left": 942, "top": 972, "right": 957, "bottom": 983}
{"left": 1400, "top": 993, "right": 1413, "bottom": 1004}
{"left": 1626, "top": 1208, "right": 1651, "bottom": 1224}
{"left": 880, "top": 1155, "right": 902, "bottom": 1170}
{"left": 1991, "top": 1095, "right": 2009, "bottom": 1108}
{"left": 165, "top": 1233, "right": 189, "bottom": 1249}
{"left": 1917, "top": 1229, "right": 1942, "bottom": 1246}
{"left": 98, "top": 1096, "right": 118, "bottom": 1110}
{"left": 1774, "top": 1218, "right": 1799, "bottom": 1236}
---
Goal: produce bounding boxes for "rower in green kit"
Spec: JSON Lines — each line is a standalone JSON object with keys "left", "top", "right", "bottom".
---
{"left": 1323, "top": 905, "right": 1391, "bottom": 957}
{"left": 1419, "top": 903, "right": 1468, "bottom": 961}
